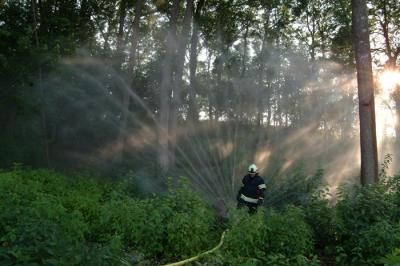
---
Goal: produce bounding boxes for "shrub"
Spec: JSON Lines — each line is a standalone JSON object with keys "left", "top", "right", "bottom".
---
{"left": 379, "top": 248, "right": 400, "bottom": 265}
{"left": 266, "top": 168, "right": 324, "bottom": 209}
{"left": 223, "top": 208, "right": 268, "bottom": 261}
{"left": 86, "top": 177, "right": 218, "bottom": 263}
{"left": 265, "top": 205, "right": 314, "bottom": 258}
{"left": 220, "top": 205, "right": 315, "bottom": 265}
{"left": 304, "top": 187, "right": 338, "bottom": 258}
{"left": 0, "top": 169, "right": 125, "bottom": 265}
{"left": 335, "top": 180, "right": 400, "bottom": 265}
{"left": 131, "top": 178, "right": 218, "bottom": 262}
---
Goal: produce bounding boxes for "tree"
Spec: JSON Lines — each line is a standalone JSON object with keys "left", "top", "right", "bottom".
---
{"left": 188, "top": 0, "right": 205, "bottom": 123}
{"left": 352, "top": 0, "right": 378, "bottom": 184}
{"left": 369, "top": 0, "right": 400, "bottom": 138}
{"left": 158, "top": 0, "right": 180, "bottom": 173}
{"left": 115, "top": 0, "right": 144, "bottom": 159}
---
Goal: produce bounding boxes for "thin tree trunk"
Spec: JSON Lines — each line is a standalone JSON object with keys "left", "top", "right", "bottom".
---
{"left": 352, "top": 0, "right": 378, "bottom": 184}
{"left": 113, "top": 0, "right": 129, "bottom": 162}
{"left": 77, "top": 0, "right": 90, "bottom": 46}
{"left": 257, "top": 29, "right": 268, "bottom": 128}
{"left": 188, "top": 0, "right": 205, "bottom": 123}
{"left": 393, "top": 92, "right": 400, "bottom": 139}
{"left": 31, "top": 0, "right": 50, "bottom": 168}
{"left": 159, "top": 0, "right": 180, "bottom": 173}
{"left": 206, "top": 48, "right": 213, "bottom": 122}
{"left": 170, "top": 0, "right": 194, "bottom": 167}
{"left": 116, "top": 0, "right": 127, "bottom": 64}
{"left": 240, "top": 23, "right": 249, "bottom": 78}
{"left": 118, "top": 0, "right": 143, "bottom": 151}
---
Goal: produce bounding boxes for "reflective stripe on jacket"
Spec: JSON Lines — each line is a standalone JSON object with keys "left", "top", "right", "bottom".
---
{"left": 240, "top": 194, "right": 259, "bottom": 203}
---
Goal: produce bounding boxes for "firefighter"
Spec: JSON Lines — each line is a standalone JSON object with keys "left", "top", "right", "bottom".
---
{"left": 237, "top": 163, "right": 266, "bottom": 213}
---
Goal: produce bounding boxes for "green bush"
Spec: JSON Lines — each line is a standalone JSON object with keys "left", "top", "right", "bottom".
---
{"left": 0, "top": 169, "right": 126, "bottom": 265}
{"left": 220, "top": 206, "right": 315, "bottom": 265}
{"left": 266, "top": 168, "right": 324, "bottom": 209}
{"left": 0, "top": 198, "right": 86, "bottom": 265}
{"left": 70, "top": 176, "right": 218, "bottom": 263}
{"left": 162, "top": 178, "right": 218, "bottom": 259}
{"left": 265, "top": 205, "right": 314, "bottom": 258}
{"left": 223, "top": 209, "right": 268, "bottom": 261}
{"left": 304, "top": 187, "right": 338, "bottom": 258}
{"left": 335, "top": 180, "right": 400, "bottom": 265}
{"left": 12, "top": 167, "right": 400, "bottom": 265}
{"left": 379, "top": 248, "right": 400, "bottom": 265}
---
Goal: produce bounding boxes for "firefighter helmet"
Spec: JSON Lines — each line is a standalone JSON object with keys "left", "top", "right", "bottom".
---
{"left": 248, "top": 164, "right": 258, "bottom": 173}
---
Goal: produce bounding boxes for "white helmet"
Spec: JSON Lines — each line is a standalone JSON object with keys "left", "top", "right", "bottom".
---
{"left": 248, "top": 164, "right": 258, "bottom": 173}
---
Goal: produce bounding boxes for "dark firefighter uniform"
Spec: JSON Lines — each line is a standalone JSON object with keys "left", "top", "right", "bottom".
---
{"left": 237, "top": 165, "right": 266, "bottom": 213}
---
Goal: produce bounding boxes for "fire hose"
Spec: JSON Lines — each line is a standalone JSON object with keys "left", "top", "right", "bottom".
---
{"left": 162, "top": 229, "right": 228, "bottom": 266}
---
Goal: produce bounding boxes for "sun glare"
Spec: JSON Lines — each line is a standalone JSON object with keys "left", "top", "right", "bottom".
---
{"left": 375, "top": 70, "right": 400, "bottom": 143}
{"left": 378, "top": 70, "right": 400, "bottom": 96}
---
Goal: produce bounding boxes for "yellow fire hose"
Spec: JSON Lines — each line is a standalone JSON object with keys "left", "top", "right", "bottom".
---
{"left": 161, "top": 229, "right": 228, "bottom": 266}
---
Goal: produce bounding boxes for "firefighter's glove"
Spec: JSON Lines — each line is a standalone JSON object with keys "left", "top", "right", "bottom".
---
{"left": 258, "top": 198, "right": 264, "bottom": 205}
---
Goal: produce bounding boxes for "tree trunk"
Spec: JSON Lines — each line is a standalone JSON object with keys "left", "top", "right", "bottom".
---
{"left": 122, "top": 0, "right": 143, "bottom": 142}
{"left": 257, "top": 25, "right": 269, "bottom": 128}
{"left": 159, "top": 0, "right": 180, "bottom": 173}
{"left": 170, "top": 0, "right": 194, "bottom": 167}
{"left": 114, "top": 0, "right": 128, "bottom": 156}
{"left": 241, "top": 23, "right": 249, "bottom": 78}
{"left": 188, "top": 0, "right": 205, "bottom": 123}
{"left": 352, "top": 0, "right": 378, "bottom": 185}
{"left": 77, "top": 0, "right": 91, "bottom": 46}
{"left": 31, "top": 0, "right": 51, "bottom": 168}
{"left": 393, "top": 91, "right": 400, "bottom": 139}
{"left": 116, "top": 0, "right": 127, "bottom": 64}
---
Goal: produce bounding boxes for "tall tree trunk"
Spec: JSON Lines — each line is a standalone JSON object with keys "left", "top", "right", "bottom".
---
{"left": 206, "top": 48, "right": 214, "bottom": 122}
{"left": 116, "top": 0, "right": 127, "bottom": 65}
{"left": 112, "top": 0, "right": 128, "bottom": 163}
{"left": 255, "top": 31, "right": 268, "bottom": 149}
{"left": 188, "top": 0, "right": 205, "bottom": 123}
{"left": 352, "top": 0, "right": 378, "bottom": 184}
{"left": 240, "top": 23, "right": 249, "bottom": 78}
{"left": 159, "top": 0, "right": 180, "bottom": 173}
{"left": 77, "top": 0, "right": 91, "bottom": 46}
{"left": 393, "top": 91, "right": 400, "bottom": 138}
{"left": 257, "top": 19, "right": 269, "bottom": 129}
{"left": 118, "top": 0, "right": 144, "bottom": 155}
{"left": 128, "top": 0, "right": 143, "bottom": 74}
{"left": 309, "top": 20, "right": 317, "bottom": 74}
{"left": 31, "top": 0, "right": 51, "bottom": 168}
{"left": 170, "top": 0, "right": 194, "bottom": 167}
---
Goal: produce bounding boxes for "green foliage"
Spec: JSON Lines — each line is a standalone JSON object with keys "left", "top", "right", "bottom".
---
{"left": 223, "top": 209, "right": 268, "bottom": 261}
{"left": 0, "top": 168, "right": 219, "bottom": 264}
{"left": 266, "top": 167, "right": 325, "bottom": 209}
{"left": 162, "top": 178, "right": 218, "bottom": 259}
{"left": 0, "top": 168, "right": 123, "bottom": 265}
{"left": 379, "top": 248, "right": 400, "bottom": 265}
{"left": 266, "top": 206, "right": 314, "bottom": 258}
{"left": 304, "top": 187, "right": 338, "bottom": 258}
{"left": 335, "top": 177, "right": 400, "bottom": 265}
{"left": 6, "top": 167, "right": 400, "bottom": 265}
{"left": 219, "top": 206, "right": 315, "bottom": 265}
{"left": 93, "top": 177, "right": 218, "bottom": 262}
